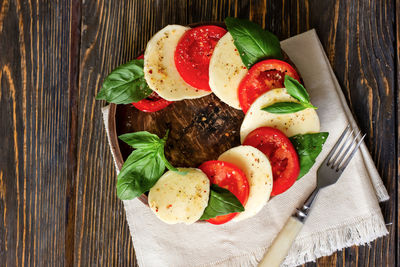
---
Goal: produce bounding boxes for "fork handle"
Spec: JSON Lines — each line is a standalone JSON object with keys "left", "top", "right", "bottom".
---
{"left": 258, "top": 216, "right": 304, "bottom": 267}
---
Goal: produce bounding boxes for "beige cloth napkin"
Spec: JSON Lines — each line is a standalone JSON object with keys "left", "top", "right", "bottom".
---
{"left": 101, "top": 29, "right": 389, "bottom": 267}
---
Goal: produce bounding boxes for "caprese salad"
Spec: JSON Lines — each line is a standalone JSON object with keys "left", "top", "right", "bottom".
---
{"left": 96, "top": 17, "right": 328, "bottom": 225}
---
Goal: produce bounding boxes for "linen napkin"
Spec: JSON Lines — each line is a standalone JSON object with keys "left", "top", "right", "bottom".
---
{"left": 101, "top": 29, "right": 389, "bottom": 267}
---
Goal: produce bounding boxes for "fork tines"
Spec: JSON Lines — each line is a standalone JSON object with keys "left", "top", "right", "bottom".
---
{"left": 325, "top": 125, "right": 366, "bottom": 172}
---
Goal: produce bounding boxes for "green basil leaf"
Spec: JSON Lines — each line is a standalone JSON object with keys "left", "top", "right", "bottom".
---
{"left": 284, "top": 76, "right": 317, "bottom": 110}
{"left": 116, "top": 149, "right": 165, "bottom": 199}
{"left": 119, "top": 131, "right": 162, "bottom": 150}
{"left": 289, "top": 132, "right": 329, "bottom": 179}
{"left": 116, "top": 130, "right": 180, "bottom": 200}
{"left": 200, "top": 184, "right": 244, "bottom": 220}
{"left": 262, "top": 102, "right": 307, "bottom": 114}
{"left": 116, "top": 174, "right": 145, "bottom": 200}
{"left": 96, "top": 59, "right": 152, "bottom": 104}
{"left": 262, "top": 76, "right": 317, "bottom": 114}
{"left": 225, "top": 17, "right": 282, "bottom": 68}
{"left": 284, "top": 75, "right": 311, "bottom": 104}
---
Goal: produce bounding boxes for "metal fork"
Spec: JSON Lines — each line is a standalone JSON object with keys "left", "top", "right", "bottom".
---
{"left": 258, "top": 125, "right": 366, "bottom": 267}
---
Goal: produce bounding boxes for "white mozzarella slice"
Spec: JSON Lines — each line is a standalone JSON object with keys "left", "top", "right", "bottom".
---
{"left": 209, "top": 32, "right": 248, "bottom": 109}
{"left": 240, "top": 88, "right": 320, "bottom": 142}
{"left": 148, "top": 168, "right": 210, "bottom": 225}
{"left": 218, "top": 145, "right": 273, "bottom": 222}
{"left": 144, "top": 25, "right": 211, "bottom": 101}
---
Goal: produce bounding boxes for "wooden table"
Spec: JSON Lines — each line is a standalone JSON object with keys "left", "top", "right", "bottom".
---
{"left": 0, "top": 0, "right": 398, "bottom": 266}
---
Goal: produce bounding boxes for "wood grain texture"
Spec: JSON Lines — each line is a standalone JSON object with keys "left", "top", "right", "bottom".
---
{"left": 0, "top": 0, "right": 397, "bottom": 266}
{"left": 0, "top": 0, "right": 70, "bottom": 266}
{"left": 396, "top": 0, "right": 399, "bottom": 266}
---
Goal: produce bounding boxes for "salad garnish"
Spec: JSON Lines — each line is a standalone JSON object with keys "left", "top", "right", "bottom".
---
{"left": 200, "top": 184, "right": 244, "bottom": 221}
{"left": 116, "top": 130, "right": 181, "bottom": 200}
{"left": 289, "top": 132, "right": 329, "bottom": 179}
{"left": 262, "top": 75, "right": 317, "bottom": 114}
{"left": 225, "top": 17, "right": 282, "bottom": 68}
{"left": 96, "top": 59, "right": 152, "bottom": 104}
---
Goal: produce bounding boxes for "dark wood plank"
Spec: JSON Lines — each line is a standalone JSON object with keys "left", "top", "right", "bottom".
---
{"left": 396, "top": 0, "right": 400, "bottom": 266}
{"left": 0, "top": 0, "right": 71, "bottom": 266}
{"left": 65, "top": 0, "right": 82, "bottom": 265}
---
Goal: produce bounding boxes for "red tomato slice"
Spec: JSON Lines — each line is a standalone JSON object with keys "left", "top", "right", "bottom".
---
{"left": 174, "top": 25, "right": 227, "bottom": 91}
{"left": 132, "top": 55, "right": 173, "bottom": 112}
{"left": 199, "top": 160, "right": 249, "bottom": 225}
{"left": 238, "top": 59, "right": 301, "bottom": 113}
{"left": 132, "top": 91, "right": 173, "bottom": 112}
{"left": 243, "top": 127, "right": 300, "bottom": 196}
